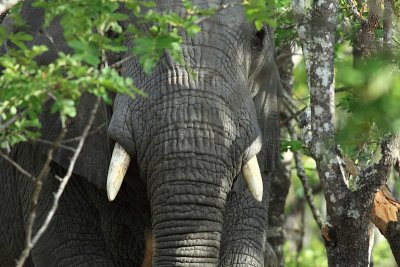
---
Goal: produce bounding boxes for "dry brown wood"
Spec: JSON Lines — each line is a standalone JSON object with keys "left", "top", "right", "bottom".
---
{"left": 371, "top": 185, "right": 400, "bottom": 235}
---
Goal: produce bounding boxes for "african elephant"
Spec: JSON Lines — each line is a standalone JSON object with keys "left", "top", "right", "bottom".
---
{"left": 0, "top": 0, "right": 280, "bottom": 266}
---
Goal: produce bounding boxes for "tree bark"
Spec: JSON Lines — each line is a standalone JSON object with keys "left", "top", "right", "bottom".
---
{"left": 353, "top": 0, "right": 381, "bottom": 62}
{"left": 386, "top": 221, "right": 400, "bottom": 265}
{"left": 383, "top": 0, "right": 394, "bottom": 47}
{"left": 292, "top": 0, "right": 384, "bottom": 265}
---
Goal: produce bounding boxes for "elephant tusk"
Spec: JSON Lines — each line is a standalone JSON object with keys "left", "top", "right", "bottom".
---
{"left": 107, "top": 143, "right": 131, "bottom": 201}
{"left": 241, "top": 155, "right": 263, "bottom": 202}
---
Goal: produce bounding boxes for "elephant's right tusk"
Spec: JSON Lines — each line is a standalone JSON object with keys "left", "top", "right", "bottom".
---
{"left": 241, "top": 155, "right": 263, "bottom": 202}
{"left": 107, "top": 143, "right": 131, "bottom": 201}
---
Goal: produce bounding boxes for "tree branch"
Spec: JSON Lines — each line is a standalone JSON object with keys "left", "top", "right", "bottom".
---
{"left": 346, "top": 0, "right": 365, "bottom": 23}
{"left": 15, "top": 125, "right": 67, "bottom": 267}
{"left": 61, "top": 122, "right": 106, "bottom": 143}
{"left": 280, "top": 105, "right": 308, "bottom": 127}
{"left": 15, "top": 97, "right": 101, "bottom": 267}
{"left": 358, "top": 135, "right": 400, "bottom": 193}
{"left": 109, "top": 55, "right": 135, "bottom": 69}
{"left": 0, "top": 110, "right": 27, "bottom": 132}
{"left": 296, "top": 0, "right": 349, "bottom": 202}
{"left": 0, "top": 150, "right": 35, "bottom": 181}
{"left": 287, "top": 124, "right": 324, "bottom": 228}
{"left": 34, "top": 138, "right": 76, "bottom": 152}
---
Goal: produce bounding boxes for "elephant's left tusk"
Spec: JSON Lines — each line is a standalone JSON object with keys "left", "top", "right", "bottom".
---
{"left": 107, "top": 142, "right": 131, "bottom": 201}
{"left": 241, "top": 155, "right": 263, "bottom": 202}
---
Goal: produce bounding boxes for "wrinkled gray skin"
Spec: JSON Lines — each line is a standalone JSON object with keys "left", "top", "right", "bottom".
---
{"left": 0, "top": 0, "right": 280, "bottom": 266}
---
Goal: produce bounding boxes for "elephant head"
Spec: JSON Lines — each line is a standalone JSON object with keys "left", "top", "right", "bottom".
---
{"left": 104, "top": 1, "right": 280, "bottom": 265}
{"left": 2, "top": 0, "right": 280, "bottom": 266}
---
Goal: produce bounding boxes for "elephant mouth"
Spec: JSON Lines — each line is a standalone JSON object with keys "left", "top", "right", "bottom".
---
{"left": 106, "top": 142, "right": 264, "bottom": 202}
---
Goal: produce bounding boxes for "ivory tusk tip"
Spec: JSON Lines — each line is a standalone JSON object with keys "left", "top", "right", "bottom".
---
{"left": 106, "top": 143, "right": 131, "bottom": 202}
{"left": 252, "top": 187, "right": 263, "bottom": 202}
{"left": 245, "top": 178, "right": 263, "bottom": 202}
{"left": 242, "top": 155, "right": 264, "bottom": 202}
{"left": 107, "top": 171, "right": 124, "bottom": 202}
{"left": 107, "top": 188, "right": 118, "bottom": 202}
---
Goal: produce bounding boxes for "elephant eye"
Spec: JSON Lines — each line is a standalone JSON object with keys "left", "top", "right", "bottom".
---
{"left": 251, "top": 26, "right": 266, "bottom": 53}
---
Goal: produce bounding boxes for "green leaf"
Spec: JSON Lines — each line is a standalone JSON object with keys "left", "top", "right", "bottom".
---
{"left": 280, "top": 140, "right": 304, "bottom": 152}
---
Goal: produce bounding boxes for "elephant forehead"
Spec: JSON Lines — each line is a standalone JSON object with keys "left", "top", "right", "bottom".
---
{"left": 131, "top": 72, "right": 255, "bottom": 138}
{"left": 139, "top": 99, "right": 242, "bottom": 143}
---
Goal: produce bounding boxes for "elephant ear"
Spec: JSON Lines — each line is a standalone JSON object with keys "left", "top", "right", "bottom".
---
{"left": 2, "top": 0, "right": 113, "bottom": 190}
{"left": 252, "top": 26, "right": 281, "bottom": 173}
{"left": 39, "top": 95, "right": 113, "bottom": 190}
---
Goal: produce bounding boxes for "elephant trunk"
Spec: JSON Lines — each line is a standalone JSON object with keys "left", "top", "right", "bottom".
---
{"left": 148, "top": 157, "right": 229, "bottom": 266}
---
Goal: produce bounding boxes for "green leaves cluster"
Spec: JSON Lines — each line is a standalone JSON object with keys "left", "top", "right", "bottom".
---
{"left": 243, "top": 0, "right": 277, "bottom": 30}
{"left": 280, "top": 139, "right": 304, "bottom": 153}
{"left": 33, "top": 0, "right": 127, "bottom": 66}
{"left": 335, "top": 50, "right": 400, "bottom": 161}
{"left": 0, "top": 45, "right": 135, "bottom": 150}
{"left": 0, "top": 0, "right": 277, "bottom": 150}
{"left": 0, "top": 0, "right": 214, "bottom": 150}
{"left": 33, "top": 0, "right": 213, "bottom": 72}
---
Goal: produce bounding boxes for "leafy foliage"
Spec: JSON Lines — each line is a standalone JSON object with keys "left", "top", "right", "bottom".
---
{"left": 281, "top": 139, "right": 304, "bottom": 152}
{"left": 0, "top": 47, "right": 136, "bottom": 149}
{"left": 335, "top": 50, "right": 400, "bottom": 161}
{"left": 0, "top": 0, "right": 278, "bottom": 151}
{"left": 284, "top": 239, "right": 328, "bottom": 267}
{"left": 0, "top": 0, "right": 216, "bottom": 150}
{"left": 243, "top": 0, "right": 277, "bottom": 30}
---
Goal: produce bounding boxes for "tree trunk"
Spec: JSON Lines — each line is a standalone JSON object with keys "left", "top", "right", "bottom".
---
{"left": 293, "top": 0, "right": 377, "bottom": 265}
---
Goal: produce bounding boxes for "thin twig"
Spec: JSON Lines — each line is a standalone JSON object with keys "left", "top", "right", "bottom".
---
{"left": 0, "top": 110, "right": 26, "bottom": 132}
{"left": 393, "top": 37, "right": 400, "bottom": 46}
{"left": 278, "top": 24, "right": 296, "bottom": 30}
{"left": 0, "top": 150, "right": 35, "bottom": 181}
{"left": 346, "top": 0, "right": 365, "bottom": 23}
{"left": 280, "top": 106, "right": 308, "bottom": 126}
{"left": 42, "top": 28, "right": 59, "bottom": 54}
{"left": 34, "top": 138, "right": 76, "bottom": 152}
{"left": 282, "top": 90, "right": 302, "bottom": 116}
{"left": 335, "top": 86, "right": 353, "bottom": 93}
{"left": 358, "top": 135, "right": 400, "bottom": 193}
{"left": 16, "top": 125, "right": 67, "bottom": 267}
{"left": 193, "top": 3, "right": 234, "bottom": 25}
{"left": 61, "top": 122, "right": 106, "bottom": 143}
{"left": 15, "top": 97, "right": 101, "bottom": 267}
{"left": 110, "top": 55, "right": 135, "bottom": 68}
{"left": 287, "top": 124, "right": 324, "bottom": 228}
